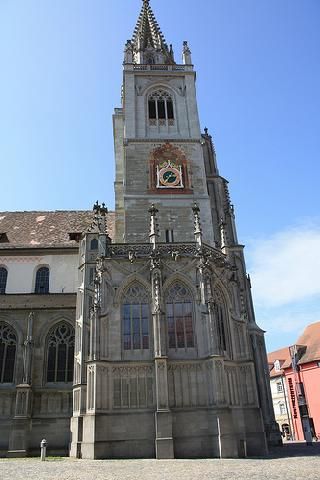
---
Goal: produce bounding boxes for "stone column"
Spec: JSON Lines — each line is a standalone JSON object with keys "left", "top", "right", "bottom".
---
{"left": 151, "top": 257, "right": 174, "bottom": 459}
{"left": 8, "top": 312, "right": 34, "bottom": 457}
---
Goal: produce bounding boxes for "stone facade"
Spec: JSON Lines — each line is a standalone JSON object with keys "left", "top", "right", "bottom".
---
{"left": 70, "top": 0, "right": 280, "bottom": 459}
{"left": 0, "top": 0, "right": 280, "bottom": 458}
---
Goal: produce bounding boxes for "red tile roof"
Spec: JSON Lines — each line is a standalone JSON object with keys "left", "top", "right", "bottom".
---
{"left": 0, "top": 211, "right": 115, "bottom": 249}
{"left": 267, "top": 347, "right": 290, "bottom": 377}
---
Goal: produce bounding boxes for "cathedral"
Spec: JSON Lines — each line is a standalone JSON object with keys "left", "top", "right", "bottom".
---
{"left": 0, "top": 0, "right": 280, "bottom": 459}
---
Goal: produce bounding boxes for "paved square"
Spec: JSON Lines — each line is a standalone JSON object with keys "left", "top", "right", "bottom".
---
{"left": 0, "top": 445, "right": 320, "bottom": 480}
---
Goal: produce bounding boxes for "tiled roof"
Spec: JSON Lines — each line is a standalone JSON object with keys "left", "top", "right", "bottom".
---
{"left": 296, "top": 321, "right": 320, "bottom": 364}
{"left": 0, "top": 211, "right": 115, "bottom": 249}
{"left": 267, "top": 347, "right": 290, "bottom": 378}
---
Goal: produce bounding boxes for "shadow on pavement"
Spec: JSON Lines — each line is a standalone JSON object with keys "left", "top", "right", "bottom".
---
{"left": 267, "top": 442, "right": 320, "bottom": 459}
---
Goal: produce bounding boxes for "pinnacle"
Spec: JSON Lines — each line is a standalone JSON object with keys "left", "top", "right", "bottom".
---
{"left": 131, "top": 0, "right": 175, "bottom": 64}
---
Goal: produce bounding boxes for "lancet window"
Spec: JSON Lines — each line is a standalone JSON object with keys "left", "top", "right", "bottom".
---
{"left": 122, "top": 283, "right": 150, "bottom": 350}
{"left": 35, "top": 266, "right": 49, "bottom": 294}
{"left": 148, "top": 90, "right": 174, "bottom": 126}
{"left": 0, "top": 322, "right": 17, "bottom": 383}
{"left": 0, "top": 267, "right": 8, "bottom": 294}
{"left": 166, "top": 282, "right": 194, "bottom": 349}
{"left": 46, "top": 322, "right": 75, "bottom": 383}
{"left": 214, "top": 288, "right": 229, "bottom": 354}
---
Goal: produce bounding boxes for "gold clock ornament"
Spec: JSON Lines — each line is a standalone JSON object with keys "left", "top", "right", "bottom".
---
{"left": 156, "top": 160, "right": 184, "bottom": 188}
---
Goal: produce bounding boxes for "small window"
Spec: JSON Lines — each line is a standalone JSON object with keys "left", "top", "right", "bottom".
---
{"left": 148, "top": 100, "right": 156, "bottom": 119}
{"left": 274, "top": 360, "right": 281, "bottom": 372}
{"left": 0, "top": 322, "right": 17, "bottom": 383}
{"left": 90, "top": 238, "right": 98, "bottom": 251}
{"left": 46, "top": 323, "right": 75, "bottom": 383}
{"left": 165, "top": 230, "right": 174, "bottom": 243}
{"left": 276, "top": 381, "right": 283, "bottom": 393}
{"left": 35, "top": 267, "right": 49, "bottom": 294}
{"left": 279, "top": 403, "right": 286, "bottom": 415}
{"left": 167, "top": 100, "right": 174, "bottom": 119}
{"left": 0, "top": 267, "right": 8, "bottom": 294}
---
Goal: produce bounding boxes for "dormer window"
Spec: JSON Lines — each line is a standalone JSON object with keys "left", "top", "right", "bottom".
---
{"left": 148, "top": 90, "right": 174, "bottom": 126}
{"left": 274, "top": 360, "right": 281, "bottom": 372}
{"left": 69, "top": 232, "right": 82, "bottom": 242}
{"left": 0, "top": 233, "right": 9, "bottom": 243}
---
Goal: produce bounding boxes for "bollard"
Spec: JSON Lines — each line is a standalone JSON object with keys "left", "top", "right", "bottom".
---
{"left": 40, "top": 439, "right": 47, "bottom": 461}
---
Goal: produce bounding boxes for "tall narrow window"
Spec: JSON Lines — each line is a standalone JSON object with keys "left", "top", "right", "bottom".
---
{"left": 148, "top": 90, "right": 174, "bottom": 126}
{"left": 166, "top": 282, "right": 194, "bottom": 349}
{"left": 0, "top": 267, "right": 8, "bottom": 294}
{"left": 0, "top": 323, "right": 17, "bottom": 383}
{"left": 35, "top": 267, "right": 49, "bottom": 294}
{"left": 165, "top": 230, "right": 174, "bottom": 243}
{"left": 90, "top": 238, "right": 98, "bottom": 251}
{"left": 122, "top": 283, "right": 150, "bottom": 351}
{"left": 46, "top": 322, "right": 75, "bottom": 383}
{"left": 214, "top": 288, "right": 229, "bottom": 354}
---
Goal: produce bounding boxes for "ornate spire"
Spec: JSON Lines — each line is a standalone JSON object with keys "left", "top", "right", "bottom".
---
{"left": 129, "top": 0, "right": 175, "bottom": 65}
{"left": 149, "top": 203, "right": 159, "bottom": 249}
{"left": 192, "top": 202, "right": 203, "bottom": 249}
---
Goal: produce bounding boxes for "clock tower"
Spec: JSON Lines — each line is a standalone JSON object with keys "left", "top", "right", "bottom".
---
{"left": 71, "top": 0, "right": 281, "bottom": 460}
{"left": 114, "top": 0, "right": 217, "bottom": 246}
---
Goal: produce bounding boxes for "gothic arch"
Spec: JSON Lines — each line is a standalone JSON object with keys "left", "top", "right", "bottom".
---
{"left": 44, "top": 321, "right": 75, "bottom": 383}
{"left": 114, "top": 273, "right": 151, "bottom": 307}
{"left": 142, "top": 81, "right": 179, "bottom": 98}
{"left": 120, "top": 280, "right": 151, "bottom": 351}
{"left": 0, "top": 313, "right": 23, "bottom": 345}
{"left": 164, "top": 278, "right": 196, "bottom": 350}
{"left": 162, "top": 272, "right": 197, "bottom": 300}
{"left": 212, "top": 284, "right": 232, "bottom": 357}
{"left": 37, "top": 313, "right": 74, "bottom": 348}
{"left": 0, "top": 321, "right": 18, "bottom": 383}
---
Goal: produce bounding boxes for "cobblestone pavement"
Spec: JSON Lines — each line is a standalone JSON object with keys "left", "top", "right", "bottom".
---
{"left": 0, "top": 444, "right": 320, "bottom": 480}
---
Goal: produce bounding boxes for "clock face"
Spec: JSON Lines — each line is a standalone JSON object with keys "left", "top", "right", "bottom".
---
{"left": 159, "top": 167, "right": 181, "bottom": 186}
{"left": 157, "top": 163, "right": 183, "bottom": 188}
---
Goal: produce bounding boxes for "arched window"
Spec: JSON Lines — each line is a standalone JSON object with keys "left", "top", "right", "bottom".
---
{"left": 214, "top": 288, "right": 229, "bottom": 354}
{"left": 148, "top": 90, "right": 174, "bottom": 126}
{"left": 0, "top": 322, "right": 17, "bottom": 383}
{"left": 35, "top": 267, "right": 49, "bottom": 294}
{"left": 46, "top": 322, "right": 75, "bottom": 383}
{"left": 0, "top": 267, "right": 8, "bottom": 294}
{"left": 90, "top": 238, "right": 98, "bottom": 251}
{"left": 122, "top": 283, "right": 150, "bottom": 350}
{"left": 166, "top": 282, "right": 194, "bottom": 349}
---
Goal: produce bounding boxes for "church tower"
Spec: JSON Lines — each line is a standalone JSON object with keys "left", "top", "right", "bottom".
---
{"left": 70, "top": 0, "right": 280, "bottom": 459}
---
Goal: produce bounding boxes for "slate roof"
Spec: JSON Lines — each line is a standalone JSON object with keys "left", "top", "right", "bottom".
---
{"left": 0, "top": 211, "right": 115, "bottom": 249}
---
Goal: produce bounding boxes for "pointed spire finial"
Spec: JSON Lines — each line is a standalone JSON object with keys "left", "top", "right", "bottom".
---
{"left": 149, "top": 203, "right": 159, "bottom": 249}
{"left": 130, "top": 0, "right": 175, "bottom": 65}
{"left": 192, "top": 202, "right": 203, "bottom": 248}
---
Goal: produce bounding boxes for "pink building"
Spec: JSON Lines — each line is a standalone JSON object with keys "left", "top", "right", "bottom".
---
{"left": 268, "top": 322, "right": 320, "bottom": 442}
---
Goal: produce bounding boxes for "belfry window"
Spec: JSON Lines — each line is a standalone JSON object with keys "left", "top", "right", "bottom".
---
{"left": 166, "top": 282, "right": 194, "bottom": 349}
{"left": 46, "top": 322, "right": 75, "bottom": 383}
{"left": 0, "top": 323, "right": 17, "bottom": 383}
{"left": 122, "top": 283, "right": 150, "bottom": 351}
{"left": 35, "top": 266, "right": 49, "bottom": 294}
{"left": 0, "top": 267, "right": 8, "bottom": 294}
{"left": 148, "top": 90, "right": 174, "bottom": 126}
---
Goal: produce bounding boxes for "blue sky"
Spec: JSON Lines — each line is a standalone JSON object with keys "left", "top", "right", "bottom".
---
{"left": 0, "top": 0, "right": 319, "bottom": 352}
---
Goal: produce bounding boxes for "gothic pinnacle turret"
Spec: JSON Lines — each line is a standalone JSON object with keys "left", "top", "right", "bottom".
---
{"left": 124, "top": 0, "right": 175, "bottom": 65}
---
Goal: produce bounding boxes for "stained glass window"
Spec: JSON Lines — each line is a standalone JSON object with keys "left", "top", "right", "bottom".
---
{"left": 35, "top": 267, "right": 49, "bottom": 294}
{"left": 0, "top": 267, "right": 8, "bottom": 294}
{"left": 46, "top": 323, "right": 75, "bottom": 383}
{"left": 122, "top": 283, "right": 150, "bottom": 351}
{"left": 166, "top": 283, "right": 194, "bottom": 349}
{"left": 0, "top": 323, "right": 16, "bottom": 383}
